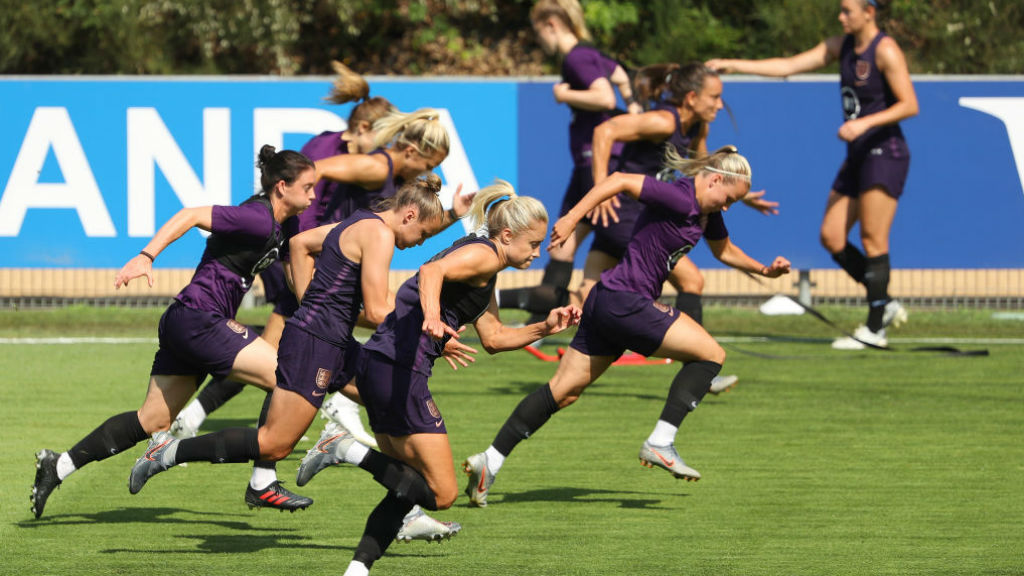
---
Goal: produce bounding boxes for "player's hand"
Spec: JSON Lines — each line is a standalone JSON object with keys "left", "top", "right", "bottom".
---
{"left": 760, "top": 257, "right": 792, "bottom": 278}
{"left": 838, "top": 118, "right": 869, "bottom": 142}
{"left": 741, "top": 190, "right": 780, "bottom": 215}
{"left": 422, "top": 316, "right": 459, "bottom": 341}
{"left": 114, "top": 254, "right": 154, "bottom": 289}
{"left": 588, "top": 196, "right": 621, "bottom": 227}
{"left": 552, "top": 82, "right": 571, "bottom": 103}
{"left": 705, "top": 58, "right": 735, "bottom": 73}
{"left": 441, "top": 327, "right": 478, "bottom": 370}
{"left": 549, "top": 215, "right": 580, "bottom": 251}
{"left": 542, "top": 305, "right": 583, "bottom": 335}
{"left": 451, "top": 183, "right": 476, "bottom": 219}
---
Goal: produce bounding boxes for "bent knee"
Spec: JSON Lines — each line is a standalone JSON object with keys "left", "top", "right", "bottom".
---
{"left": 433, "top": 485, "right": 458, "bottom": 510}
{"left": 706, "top": 344, "right": 726, "bottom": 366}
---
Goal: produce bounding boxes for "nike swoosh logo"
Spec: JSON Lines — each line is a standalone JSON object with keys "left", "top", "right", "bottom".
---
{"left": 312, "top": 390, "right": 325, "bottom": 397}
{"left": 316, "top": 434, "right": 343, "bottom": 453}
{"left": 145, "top": 439, "right": 172, "bottom": 461}
{"left": 434, "top": 420, "right": 443, "bottom": 428}
{"left": 654, "top": 451, "right": 675, "bottom": 467}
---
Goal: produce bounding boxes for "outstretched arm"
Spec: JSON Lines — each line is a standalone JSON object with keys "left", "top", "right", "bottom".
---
{"left": 707, "top": 237, "right": 791, "bottom": 278}
{"left": 114, "top": 206, "right": 212, "bottom": 289}
{"left": 550, "top": 172, "right": 646, "bottom": 250}
{"left": 706, "top": 37, "right": 842, "bottom": 77}
{"left": 314, "top": 153, "right": 389, "bottom": 188}
{"left": 473, "top": 295, "right": 582, "bottom": 354}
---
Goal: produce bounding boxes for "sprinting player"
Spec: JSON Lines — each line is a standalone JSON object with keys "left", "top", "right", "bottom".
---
{"left": 292, "top": 181, "right": 582, "bottom": 575}
{"left": 497, "top": 0, "right": 640, "bottom": 321}
{"left": 128, "top": 175, "right": 472, "bottom": 540}
{"left": 30, "top": 146, "right": 316, "bottom": 519}
{"left": 586, "top": 61, "right": 779, "bottom": 393}
{"left": 172, "top": 62, "right": 397, "bottom": 449}
{"left": 707, "top": 0, "right": 916, "bottom": 349}
{"left": 463, "top": 147, "right": 790, "bottom": 507}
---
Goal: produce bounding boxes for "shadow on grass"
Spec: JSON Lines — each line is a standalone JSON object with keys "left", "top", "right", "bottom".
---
{"left": 482, "top": 380, "right": 666, "bottom": 402}
{"left": 16, "top": 507, "right": 278, "bottom": 531}
{"left": 490, "top": 486, "right": 686, "bottom": 510}
{"left": 101, "top": 532, "right": 352, "bottom": 554}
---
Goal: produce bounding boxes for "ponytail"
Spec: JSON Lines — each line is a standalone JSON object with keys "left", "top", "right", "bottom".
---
{"left": 664, "top": 145, "right": 751, "bottom": 185}
{"left": 324, "top": 60, "right": 396, "bottom": 130}
{"left": 465, "top": 180, "right": 548, "bottom": 238}
{"left": 634, "top": 61, "right": 718, "bottom": 108}
{"left": 372, "top": 108, "right": 450, "bottom": 159}
{"left": 373, "top": 173, "right": 445, "bottom": 223}
{"left": 257, "top": 145, "right": 315, "bottom": 194}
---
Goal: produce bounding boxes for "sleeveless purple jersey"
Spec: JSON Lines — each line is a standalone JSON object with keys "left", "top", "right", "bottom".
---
{"left": 176, "top": 195, "right": 283, "bottom": 319}
{"left": 839, "top": 32, "right": 905, "bottom": 153}
{"left": 297, "top": 130, "right": 350, "bottom": 233}
{"left": 563, "top": 43, "right": 624, "bottom": 166}
{"left": 601, "top": 176, "right": 727, "bottom": 300}
{"left": 288, "top": 209, "right": 382, "bottom": 346}
{"left": 320, "top": 149, "right": 398, "bottom": 226}
{"left": 364, "top": 235, "right": 498, "bottom": 376}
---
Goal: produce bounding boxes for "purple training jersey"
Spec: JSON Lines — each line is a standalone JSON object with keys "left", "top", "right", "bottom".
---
{"left": 289, "top": 209, "right": 382, "bottom": 347}
{"left": 839, "top": 32, "right": 905, "bottom": 154}
{"left": 364, "top": 235, "right": 498, "bottom": 376}
{"left": 296, "top": 130, "right": 350, "bottom": 234}
{"left": 321, "top": 149, "right": 398, "bottom": 226}
{"left": 176, "top": 195, "right": 284, "bottom": 319}
{"left": 563, "top": 43, "right": 624, "bottom": 167}
{"left": 600, "top": 176, "right": 727, "bottom": 301}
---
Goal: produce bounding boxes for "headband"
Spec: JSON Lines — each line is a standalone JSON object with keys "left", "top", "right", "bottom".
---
{"left": 704, "top": 166, "right": 751, "bottom": 182}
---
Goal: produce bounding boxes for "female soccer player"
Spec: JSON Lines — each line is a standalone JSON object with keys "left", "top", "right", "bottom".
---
{"left": 172, "top": 64, "right": 397, "bottom": 452}
{"left": 293, "top": 181, "right": 582, "bottom": 575}
{"left": 30, "top": 145, "right": 316, "bottom": 519}
{"left": 463, "top": 146, "right": 790, "bottom": 507}
{"left": 497, "top": 0, "right": 639, "bottom": 320}
{"left": 586, "top": 61, "right": 778, "bottom": 392}
{"left": 707, "top": 0, "right": 917, "bottom": 349}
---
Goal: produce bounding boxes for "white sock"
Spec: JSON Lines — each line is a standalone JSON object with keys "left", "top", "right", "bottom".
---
{"left": 178, "top": 400, "right": 207, "bottom": 430}
{"left": 344, "top": 441, "right": 370, "bottom": 465}
{"left": 646, "top": 420, "right": 678, "bottom": 447}
{"left": 249, "top": 466, "right": 278, "bottom": 490}
{"left": 343, "top": 560, "right": 370, "bottom": 576}
{"left": 484, "top": 446, "right": 505, "bottom": 476}
{"left": 56, "top": 452, "right": 76, "bottom": 481}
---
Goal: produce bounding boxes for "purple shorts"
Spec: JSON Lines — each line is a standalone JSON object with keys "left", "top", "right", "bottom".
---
{"left": 151, "top": 300, "right": 258, "bottom": 381}
{"left": 589, "top": 195, "right": 641, "bottom": 260}
{"left": 275, "top": 323, "right": 361, "bottom": 409}
{"left": 356, "top": 350, "right": 447, "bottom": 437}
{"left": 832, "top": 136, "right": 910, "bottom": 199}
{"left": 259, "top": 261, "right": 299, "bottom": 317}
{"left": 570, "top": 282, "right": 678, "bottom": 358}
{"left": 559, "top": 166, "right": 595, "bottom": 218}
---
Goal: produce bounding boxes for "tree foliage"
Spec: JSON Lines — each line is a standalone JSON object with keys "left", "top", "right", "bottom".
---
{"left": 0, "top": 0, "right": 1020, "bottom": 75}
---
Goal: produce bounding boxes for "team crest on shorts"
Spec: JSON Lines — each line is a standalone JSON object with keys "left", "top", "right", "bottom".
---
{"left": 425, "top": 399, "right": 441, "bottom": 419}
{"left": 652, "top": 301, "right": 676, "bottom": 316}
{"left": 225, "top": 319, "right": 248, "bottom": 337}
{"left": 315, "top": 368, "right": 332, "bottom": 391}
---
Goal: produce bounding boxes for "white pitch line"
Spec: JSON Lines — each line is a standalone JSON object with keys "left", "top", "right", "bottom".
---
{"left": 0, "top": 337, "right": 159, "bottom": 344}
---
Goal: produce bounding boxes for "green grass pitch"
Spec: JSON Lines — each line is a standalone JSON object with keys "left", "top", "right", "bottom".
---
{"left": 1, "top": 305, "right": 1022, "bottom": 575}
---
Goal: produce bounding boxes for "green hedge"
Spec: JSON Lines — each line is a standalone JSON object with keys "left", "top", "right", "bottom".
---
{"left": 1, "top": 1, "right": 1021, "bottom": 75}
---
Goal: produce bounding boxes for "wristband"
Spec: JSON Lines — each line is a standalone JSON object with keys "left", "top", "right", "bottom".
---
{"left": 447, "top": 207, "right": 460, "bottom": 221}
{"left": 139, "top": 250, "right": 155, "bottom": 262}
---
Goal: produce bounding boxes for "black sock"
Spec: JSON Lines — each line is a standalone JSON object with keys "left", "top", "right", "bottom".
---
{"left": 357, "top": 451, "right": 438, "bottom": 510}
{"left": 491, "top": 384, "right": 559, "bottom": 457}
{"left": 499, "top": 259, "right": 573, "bottom": 315}
{"left": 253, "top": 391, "right": 276, "bottom": 471}
{"left": 353, "top": 491, "right": 414, "bottom": 569}
{"left": 658, "top": 361, "right": 722, "bottom": 426}
{"left": 67, "top": 411, "right": 148, "bottom": 469}
{"left": 196, "top": 378, "right": 246, "bottom": 414}
{"left": 674, "top": 292, "right": 703, "bottom": 325}
{"left": 831, "top": 244, "right": 867, "bottom": 285}
{"left": 174, "top": 427, "right": 260, "bottom": 464}
{"left": 864, "top": 253, "right": 891, "bottom": 332}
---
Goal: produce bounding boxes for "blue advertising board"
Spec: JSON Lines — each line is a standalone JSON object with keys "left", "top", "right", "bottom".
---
{"left": 1, "top": 76, "right": 1022, "bottom": 270}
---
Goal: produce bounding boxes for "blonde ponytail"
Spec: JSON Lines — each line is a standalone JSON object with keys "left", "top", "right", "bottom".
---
{"left": 466, "top": 180, "right": 549, "bottom": 238}
{"left": 372, "top": 108, "right": 450, "bottom": 158}
{"left": 664, "top": 145, "right": 752, "bottom": 185}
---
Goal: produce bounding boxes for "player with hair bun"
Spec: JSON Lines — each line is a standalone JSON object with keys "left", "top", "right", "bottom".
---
{"left": 31, "top": 145, "right": 316, "bottom": 519}
{"left": 294, "top": 180, "right": 582, "bottom": 575}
